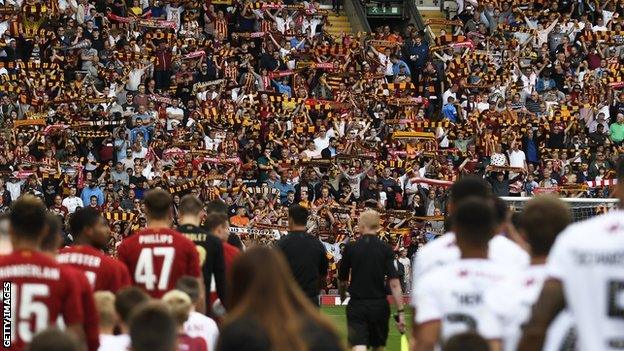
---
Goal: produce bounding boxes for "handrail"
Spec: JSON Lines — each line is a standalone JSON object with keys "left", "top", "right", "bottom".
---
{"left": 344, "top": 0, "right": 372, "bottom": 32}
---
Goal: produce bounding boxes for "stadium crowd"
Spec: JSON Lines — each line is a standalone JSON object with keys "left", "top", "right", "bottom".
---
{"left": 0, "top": 0, "right": 623, "bottom": 349}
{"left": 1, "top": 0, "right": 624, "bottom": 256}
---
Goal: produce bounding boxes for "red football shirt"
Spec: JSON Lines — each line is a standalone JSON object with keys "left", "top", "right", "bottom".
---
{"left": 117, "top": 227, "right": 201, "bottom": 298}
{"left": 0, "top": 250, "right": 84, "bottom": 351}
{"left": 209, "top": 242, "right": 240, "bottom": 307}
{"left": 177, "top": 333, "right": 208, "bottom": 351}
{"left": 64, "top": 265, "right": 100, "bottom": 351}
{"left": 222, "top": 242, "right": 240, "bottom": 274}
{"left": 58, "top": 245, "right": 131, "bottom": 293}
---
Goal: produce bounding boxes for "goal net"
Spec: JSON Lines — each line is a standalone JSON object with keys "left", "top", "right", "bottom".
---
{"left": 501, "top": 197, "right": 620, "bottom": 223}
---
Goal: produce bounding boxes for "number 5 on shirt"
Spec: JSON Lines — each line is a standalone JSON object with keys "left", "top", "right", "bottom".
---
{"left": 135, "top": 247, "right": 175, "bottom": 291}
{"left": 11, "top": 283, "right": 50, "bottom": 343}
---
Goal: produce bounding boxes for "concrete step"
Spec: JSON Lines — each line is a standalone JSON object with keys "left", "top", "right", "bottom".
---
{"left": 418, "top": 8, "right": 451, "bottom": 34}
{"left": 419, "top": 9, "right": 446, "bottom": 19}
{"left": 325, "top": 14, "right": 353, "bottom": 34}
{"left": 327, "top": 22, "right": 352, "bottom": 28}
{"left": 327, "top": 18, "right": 350, "bottom": 23}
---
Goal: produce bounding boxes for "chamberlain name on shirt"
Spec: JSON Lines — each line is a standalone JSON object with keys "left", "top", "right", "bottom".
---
{"left": 0, "top": 264, "right": 60, "bottom": 280}
{"left": 58, "top": 253, "right": 102, "bottom": 267}
{"left": 572, "top": 250, "right": 624, "bottom": 265}
{"left": 139, "top": 234, "right": 173, "bottom": 244}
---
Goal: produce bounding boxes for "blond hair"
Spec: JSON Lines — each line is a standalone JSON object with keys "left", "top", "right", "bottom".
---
{"left": 94, "top": 291, "right": 117, "bottom": 330}
{"left": 358, "top": 210, "right": 381, "bottom": 233}
{"left": 162, "top": 290, "right": 192, "bottom": 326}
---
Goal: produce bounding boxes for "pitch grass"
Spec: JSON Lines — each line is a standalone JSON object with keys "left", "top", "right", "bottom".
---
{"left": 321, "top": 305, "right": 412, "bottom": 350}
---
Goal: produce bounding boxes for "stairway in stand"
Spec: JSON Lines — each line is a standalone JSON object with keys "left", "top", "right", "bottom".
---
{"left": 324, "top": 8, "right": 354, "bottom": 38}
{"left": 418, "top": 7, "right": 451, "bottom": 37}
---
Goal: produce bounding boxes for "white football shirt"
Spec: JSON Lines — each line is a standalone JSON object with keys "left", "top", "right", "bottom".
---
{"left": 412, "top": 232, "right": 529, "bottom": 287}
{"left": 548, "top": 210, "right": 624, "bottom": 351}
{"left": 414, "top": 259, "right": 512, "bottom": 342}
{"left": 486, "top": 264, "right": 576, "bottom": 351}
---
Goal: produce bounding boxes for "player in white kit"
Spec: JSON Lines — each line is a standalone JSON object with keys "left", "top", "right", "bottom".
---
{"left": 412, "top": 177, "right": 529, "bottom": 284}
{"left": 518, "top": 159, "right": 624, "bottom": 351}
{"left": 412, "top": 197, "right": 510, "bottom": 351}
{"left": 487, "top": 195, "right": 575, "bottom": 351}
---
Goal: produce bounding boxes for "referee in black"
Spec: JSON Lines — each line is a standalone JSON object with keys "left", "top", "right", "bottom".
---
{"left": 338, "top": 209, "right": 405, "bottom": 351}
{"left": 276, "top": 205, "right": 329, "bottom": 306}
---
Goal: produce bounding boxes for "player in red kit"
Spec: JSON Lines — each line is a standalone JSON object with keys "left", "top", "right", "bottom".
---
{"left": 43, "top": 213, "right": 100, "bottom": 351}
{"left": 0, "top": 195, "right": 85, "bottom": 351}
{"left": 117, "top": 189, "right": 201, "bottom": 298}
{"left": 58, "top": 207, "right": 131, "bottom": 292}
{"left": 203, "top": 213, "right": 240, "bottom": 313}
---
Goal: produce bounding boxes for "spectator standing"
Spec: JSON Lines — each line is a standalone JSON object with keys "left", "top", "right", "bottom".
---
{"left": 610, "top": 114, "right": 624, "bottom": 145}
{"left": 338, "top": 210, "right": 405, "bottom": 351}
{"left": 276, "top": 205, "right": 329, "bottom": 306}
{"left": 81, "top": 179, "right": 105, "bottom": 207}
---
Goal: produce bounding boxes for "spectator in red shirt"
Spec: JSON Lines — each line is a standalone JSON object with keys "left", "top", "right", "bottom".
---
{"left": 162, "top": 289, "right": 208, "bottom": 351}
{"left": 50, "top": 195, "right": 69, "bottom": 218}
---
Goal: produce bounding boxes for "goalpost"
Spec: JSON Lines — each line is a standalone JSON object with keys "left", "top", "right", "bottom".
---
{"left": 501, "top": 197, "right": 620, "bottom": 222}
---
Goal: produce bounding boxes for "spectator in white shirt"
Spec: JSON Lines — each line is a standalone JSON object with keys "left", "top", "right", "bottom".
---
{"left": 176, "top": 277, "right": 219, "bottom": 351}
{"left": 62, "top": 187, "right": 84, "bottom": 214}
{"left": 301, "top": 140, "right": 321, "bottom": 159}
{"left": 508, "top": 141, "right": 527, "bottom": 179}
{"left": 166, "top": 98, "right": 185, "bottom": 131}
{"left": 313, "top": 126, "right": 335, "bottom": 151}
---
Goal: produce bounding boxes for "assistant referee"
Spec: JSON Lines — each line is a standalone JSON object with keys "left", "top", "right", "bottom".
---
{"left": 338, "top": 210, "right": 406, "bottom": 351}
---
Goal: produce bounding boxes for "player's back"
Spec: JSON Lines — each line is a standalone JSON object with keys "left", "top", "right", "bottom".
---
{"left": 548, "top": 210, "right": 624, "bottom": 351}
{"left": 117, "top": 227, "right": 200, "bottom": 298}
{"left": 414, "top": 258, "right": 513, "bottom": 343}
{"left": 412, "top": 232, "right": 529, "bottom": 283}
{"left": 58, "top": 244, "right": 131, "bottom": 292}
{"left": 0, "top": 249, "right": 83, "bottom": 351}
{"left": 62, "top": 265, "right": 100, "bottom": 351}
{"left": 486, "top": 264, "right": 575, "bottom": 351}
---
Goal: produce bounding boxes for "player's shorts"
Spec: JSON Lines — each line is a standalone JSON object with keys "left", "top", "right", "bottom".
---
{"left": 346, "top": 298, "right": 390, "bottom": 347}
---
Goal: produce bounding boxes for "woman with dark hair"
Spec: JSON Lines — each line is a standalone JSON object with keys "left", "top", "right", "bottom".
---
{"left": 217, "top": 247, "right": 344, "bottom": 351}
